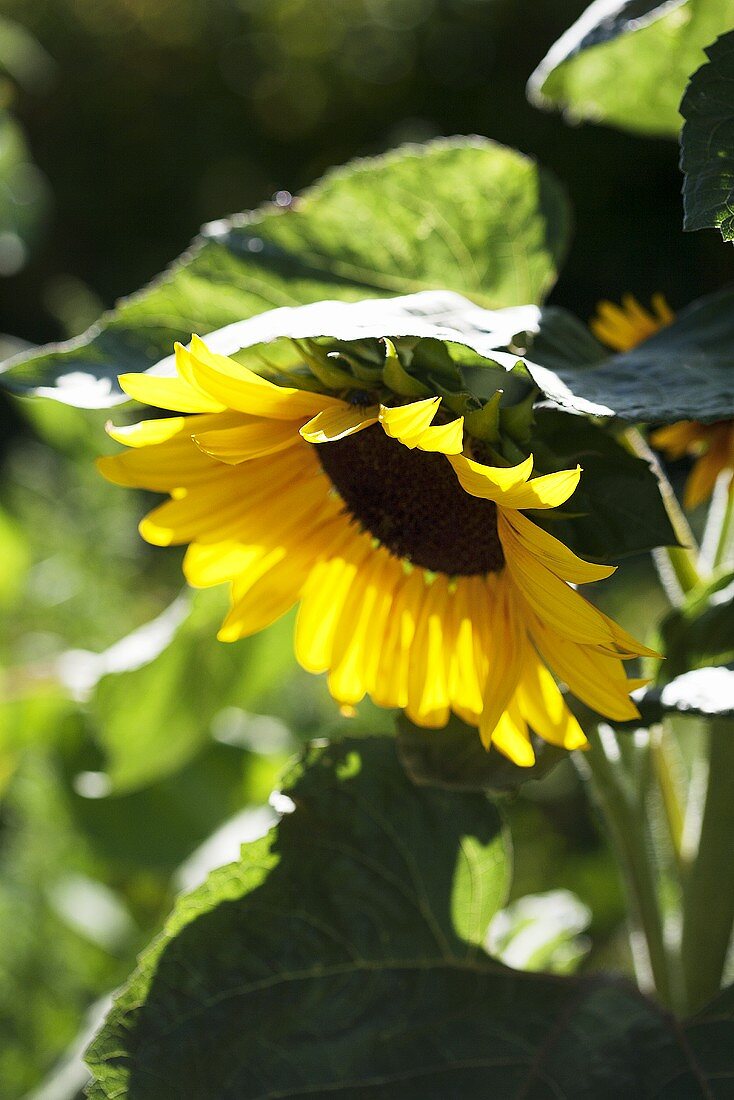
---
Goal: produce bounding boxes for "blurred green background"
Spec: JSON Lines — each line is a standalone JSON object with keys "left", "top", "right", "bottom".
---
{"left": 0, "top": 2, "right": 727, "bottom": 1096}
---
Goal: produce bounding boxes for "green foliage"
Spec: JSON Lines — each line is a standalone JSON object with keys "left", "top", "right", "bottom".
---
{"left": 85, "top": 737, "right": 734, "bottom": 1098}
{"left": 660, "top": 569, "right": 734, "bottom": 678}
{"left": 0, "top": 751, "right": 152, "bottom": 1096}
{"left": 681, "top": 31, "right": 734, "bottom": 242}
{"left": 527, "top": 287, "right": 734, "bottom": 423}
{"left": 0, "top": 137, "right": 570, "bottom": 405}
{"left": 529, "top": 0, "right": 734, "bottom": 138}
{"left": 397, "top": 714, "right": 565, "bottom": 792}
{"left": 530, "top": 411, "right": 678, "bottom": 560}
{"left": 79, "top": 592, "right": 297, "bottom": 792}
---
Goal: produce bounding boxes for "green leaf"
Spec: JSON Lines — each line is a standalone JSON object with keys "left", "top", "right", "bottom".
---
{"left": 86, "top": 736, "right": 734, "bottom": 1097}
{"left": 67, "top": 590, "right": 298, "bottom": 792}
{"left": 681, "top": 31, "right": 734, "bottom": 242}
{"left": 0, "top": 137, "right": 570, "bottom": 405}
{"left": 523, "top": 304, "right": 609, "bottom": 371}
{"left": 527, "top": 286, "right": 734, "bottom": 422}
{"left": 396, "top": 713, "right": 565, "bottom": 792}
{"left": 65, "top": 738, "right": 261, "bottom": 875}
{"left": 530, "top": 410, "right": 678, "bottom": 559}
{"left": 528, "top": 0, "right": 734, "bottom": 138}
{"left": 660, "top": 569, "right": 734, "bottom": 677}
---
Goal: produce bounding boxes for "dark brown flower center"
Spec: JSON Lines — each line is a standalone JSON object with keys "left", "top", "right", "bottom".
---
{"left": 316, "top": 423, "right": 505, "bottom": 576}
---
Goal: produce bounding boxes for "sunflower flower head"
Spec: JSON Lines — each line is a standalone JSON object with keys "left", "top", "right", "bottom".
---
{"left": 589, "top": 293, "right": 674, "bottom": 353}
{"left": 99, "top": 329, "right": 653, "bottom": 767}
{"left": 590, "top": 293, "right": 734, "bottom": 508}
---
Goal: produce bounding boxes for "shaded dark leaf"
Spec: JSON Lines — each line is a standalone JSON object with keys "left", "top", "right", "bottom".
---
{"left": 527, "top": 285, "right": 734, "bottom": 423}
{"left": 396, "top": 713, "right": 565, "bottom": 793}
{"left": 681, "top": 31, "right": 734, "bottom": 242}
{"left": 86, "top": 737, "right": 734, "bottom": 1098}
{"left": 531, "top": 410, "right": 678, "bottom": 559}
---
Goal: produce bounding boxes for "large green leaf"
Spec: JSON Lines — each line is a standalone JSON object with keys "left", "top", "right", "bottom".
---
{"left": 681, "top": 31, "right": 734, "bottom": 242}
{"left": 528, "top": 0, "right": 734, "bottom": 138}
{"left": 527, "top": 286, "right": 734, "bottom": 422}
{"left": 86, "top": 737, "right": 734, "bottom": 1098}
{"left": 0, "top": 137, "right": 570, "bottom": 405}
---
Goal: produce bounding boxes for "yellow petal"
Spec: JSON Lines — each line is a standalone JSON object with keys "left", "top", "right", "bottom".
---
{"left": 182, "top": 477, "right": 338, "bottom": 586}
{"left": 139, "top": 449, "right": 322, "bottom": 545}
{"left": 194, "top": 418, "right": 297, "bottom": 463}
{"left": 218, "top": 515, "right": 345, "bottom": 642}
{"left": 499, "top": 510, "right": 615, "bottom": 584}
{"left": 105, "top": 416, "right": 189, "bottom": 447}
{"left": 217, "top": 549, "right": 293, "bottom": 641}
{"left": 446, "top": 577, "right": 486, "bottom": 718}
{"left": 651, "top": 293, "right": 674, "bottom": 325}
{"left": 489, "top": 700, "right": 535, "bottom": 767}
{"left": 184, "top": 541, "right": 262, "bottom": 588}
{"left": 187, "top": 335, "right": 341, "bottom": 420}
{"left": 597, "top": 609, "right": 660, "bottom": 660}
{"left": 530, "top": 619, "right": 641, "bottom": 722}
{"left": 505, "top": 540, "right": 619, "bottom": 650}
{"left": 405, "top": 574, "right": 451, "bottom": 728}
{"left": 516, "top": 656, "right": 587, "bottom": 750}
{"left": 415, "top": 417, "right": 465, "bottom": 455}
{"left": 300, "top": 404, "right": 378, "bottom": 444}
{"left": 328, "top": 550, "right": 398, "bottom": 706}
{"left": 119, "top": 369, "right": 225, "bottom": 414}
{"left": 448, "top": 454, "right": 534, "bottom": 502}
{"left": 369, "top": 567, "right": 425, "bottom": 709}
{"left": 497, "top": 466, "right": 581, "bottom": 511}
{"left": 650, "top": 421, "right": 702, "bottom": 459}
{"left": 295, "top": 531, "right": 373, "bottom": 673}
{"left": 478, "top": 581, "right": 526, "bottom": 748}
{"left": 97, "top": 444, "right": 220, "bottom": 492}
{"left": 685, "top": 450, "right": 726, "bottom": 509}
{"left": 379, "top": 397, "right": 440, "bottom": 448}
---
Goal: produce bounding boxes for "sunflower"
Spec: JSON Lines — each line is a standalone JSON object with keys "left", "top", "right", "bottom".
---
{"left": 99, "top": 335, "right": 653, "bottom": 766}
{"left": 590, "top": 293, "right": 734, "bottom": 509}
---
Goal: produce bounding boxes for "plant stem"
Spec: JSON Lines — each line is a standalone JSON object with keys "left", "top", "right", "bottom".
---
{"left": 622, "top": 428, "right": 700, "bottom": 599}
{"left": 580, "top": 725, "right": 676, "bottom": 1008}
{"left": 649, "top": 727, "right": 685, "bottom": 869}
{"left": 680, "top": 719, "right": 734, "bottom": 1013}
{"left": 713, "top": 480, "right": 734, "bottom": 570}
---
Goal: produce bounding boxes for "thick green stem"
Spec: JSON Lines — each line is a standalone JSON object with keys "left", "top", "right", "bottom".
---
{"left": 681, "top": 720, "right": 734, "bottom": 1013}
{"left": 623, "top": 428, "right": 700, "bottom": 599}
{"left": 649, "top": 727, "right": 685, "bottom": 869}
{"left": 581, "top": 725, "right": 676, "bottom": 1008}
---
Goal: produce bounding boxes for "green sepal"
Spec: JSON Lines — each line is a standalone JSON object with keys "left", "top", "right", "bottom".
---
{"left": 500, "top": 384, "right": 538, "bottom": 445}
{"left": 381, "top": 337, "right": 430, "bottom": 397}
{"left": 291, "top": 339, "right": 355, "bottom": 390}
{"left": 465, "top": 391, "right": 503, "bottom": 442}
{"left": 409, "top": 337, "right": 463, "bottom": 390}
